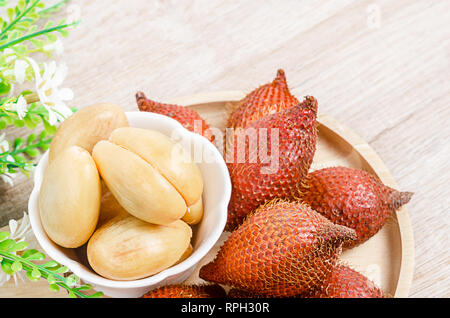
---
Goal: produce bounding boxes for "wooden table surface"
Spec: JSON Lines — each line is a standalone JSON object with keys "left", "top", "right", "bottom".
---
{"left": 0, "top": 0, "right": 448, "bottom": 298}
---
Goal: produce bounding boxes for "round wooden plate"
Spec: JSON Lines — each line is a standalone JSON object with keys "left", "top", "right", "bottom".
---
{"left": 173, "top": 91, "right": 415, "bottom": 298}
{"left": 0, "top": 91, "right": 414, "bottom": 298}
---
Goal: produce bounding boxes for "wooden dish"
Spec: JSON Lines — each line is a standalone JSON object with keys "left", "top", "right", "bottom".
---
{"left": 0, "top": 91, "right": 414, "bottom": 297}
{"left": 173, "top": 91, "right": 415, "bottom": 298}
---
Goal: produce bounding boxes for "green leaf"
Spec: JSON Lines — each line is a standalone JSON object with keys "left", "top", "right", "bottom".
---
{"left": 42, "top": 260, "right": 59, "bottom": 268}
{"left": 49, "top": 283, "right": 59, "bottom": 292}
{"left": 7, "top": 167, "right": 18, "bottom": 174}
{"left": 42, "top": 118, "right": 57, "bottom": 134}
{"left": 18, "top": 0, "right": 27, "bottom": 11}
{"left": 8, "top": 240, "right": 28, "bottom": 252}
{"left": 26, "top": 270, "right": 40, "bottom": 282}
{"left": 44, "top": 21, "right": 54, "bottom": 28}
{"left": 19, "top": 90, "right": 33, "bottom": 96}
{"left": 31, "top": 251, "right": 45, "bottom": 260}
{"left": 40, "top": 142, "right": 50, "bottom": 151}
{"left": 30, "top": 38, "right": 44, "bottom": 48}
{"left": 27, "top": 133, "right": 37, "bottom": 144}
{"left": 3, "top": 116, "right": 13, "bottom": 125}
{"left": 47, "top": 274, "right": 56, "bottom": 284}
{"left": 75, "top": 284, "right": 92, "bottom": 291}
{"left": 0, "top": 232, "right": 9, "bottom": 242}
{"left": 1, "top": 260, "right": 14, "bottom": 275}
{"left": 67, "top": 290, "right": 76, "bottom": 298}
{"left": 13, "top": 119, "right": 25, "bottom": 127}
{"left": 66, "top": 274, "right": 79, "bottom": 287}
{"left": 11, "top": 260, "right": 22, "bottom": 272}
{"left": 7, "top": 8, "right": 14, "bottom": 21}
{"left": 28, "top": 12, "right": 39, "bottom": 20}
{"left": 25, "top": 148, "right": 40, "bottom": 157}
{"left": 53, "top": 265, "right": 68, "bottom": 273}
{"left": 22, "top": 249, "right": 45, "bottom": 261}
{"left": 39, "top": 130, "right": 48, "bottom": 140}
{"left": 7, "top": 30, "right": 19, "bottom": 41}
{"left": 0, "top": 239, "right": 15, "bottom": 251}
{"left": 31, "top": 267, "right": 41, "bottom": 279}
{"left": 13, "top": 137, "right": 24, "bottom": 149}
{"left": 0, "top": 119, "right": 6, "bottom": 129}
{"left": 23, "top": 117, "right": 37, "bottom": 129}
{"left": 11, "top": 44, "right": 27, "bottom": 54}
{"left": 45, "top": 32, "right": 57, "bottom": 42}
{"left": 11, "top": 156, "right": 24, "bottom": 165}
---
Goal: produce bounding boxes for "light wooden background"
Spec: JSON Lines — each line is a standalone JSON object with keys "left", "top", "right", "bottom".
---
{"left": 0, "top": 0, "right": 449, "bottom": 298}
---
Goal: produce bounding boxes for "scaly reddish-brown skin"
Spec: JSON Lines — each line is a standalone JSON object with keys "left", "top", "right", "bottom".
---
{"left": 225, "top": 96, "right": 318, "bottom": 230}
{"left": 228, "top": 265, "right": 385, "bottom": 298}
{"left": 199, "top": 200, "right": 357, "bottom": 297}
{"left": 227, "top": 69, "right": 300, "bottom": 129}
{"left": 136, "top": 92, "right": 214, "bottom": 142}
{"left": 141, "top": 284, "right": 226, "bottom": 298}
{"left": 228, "top": 264, "right": 385, "bottom": 298}
{"left": 307, "top": 264, "right": 385, "bottom": 298}
{"left": 300, "top": 167, "right": 413, "bottom": 248}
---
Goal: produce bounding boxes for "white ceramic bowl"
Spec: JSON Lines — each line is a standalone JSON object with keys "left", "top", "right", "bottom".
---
{"left": 28, "top": 111, "right": 231, "bottom": 298}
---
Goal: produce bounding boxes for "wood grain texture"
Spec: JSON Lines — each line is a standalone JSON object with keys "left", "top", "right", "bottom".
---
{"left": 0, "top": 0, "right": 448, "bottom": 298}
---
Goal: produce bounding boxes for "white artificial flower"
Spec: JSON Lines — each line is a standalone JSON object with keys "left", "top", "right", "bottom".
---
{"left": 2, "top": 48, "right": 16, "bottom": 63}
{"left": 0, "top": 133, "right": 8, "bottom": 153}
{"left": 2, "top": 69, "right": 13, "bottom": 77}
{"left": 0, "top": 133, "right": 16, "bottom": 187}
{"left": 43, "top": 38, "right": 64, "bottom": 56}
{"left": 0, "top": 133, "right": 14, "bottom": 162}
{"left": 14, "top": 59, "right": 28, "bottom": 84}
{"left": 26, "top": 58, "right": 73, "bottom": 125}
{"left": 0, "top": 213, "right": 33, "bottom": 286}
{"left": 14, "top": 95, "right": 28, "bottom": 119}
{"left": 0, "top": 173, "right": 15, "bottom": 186}
{"left": 4, "top": 95, "right": 28, "bottom": 119}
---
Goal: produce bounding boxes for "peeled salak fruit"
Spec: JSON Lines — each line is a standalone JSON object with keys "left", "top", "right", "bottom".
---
{"left": 227, "top": 69, "right": 300, "bottom": 129}
{"left": 182, "top": 197, "right": 203, "bottom": 225}
{"left": 92, "top": 140, "right": 187, "bottom": 225}
{"left": 110, "top": 127, "right": 203, "bottom": 206}
{"left": 300, "top": 167, "right": 413, "bottom": 248}
{"left": 174, "top": 244, "right": 193, "bottom": 265}
{"left": 307, "top": 264, "right": 385, "bottom": 298}
{"left": 97, "top": 181, "right": 129, "bottom": 227}
{"left": 136, "top": 91, "right": 213, "bottom": 142}
{"left": 142, "top": 284, "right": 226, "bottom": 298}
{"left": 199, "top": 200, "right": 356, "bottom": 297}
{"left": 225, "top": 96, "right": 318, "bottom": 230}
{"left": 93, "top": 127, "right": 204, "bottom": 225}
{"left": 87, "top": 215, "right": 192, "bottom": 280}
{"left": 49, "top": 103, "right": 128, "bottom": 162}
{"left": 39, "top": 146, "right": 101, "bottom": 248}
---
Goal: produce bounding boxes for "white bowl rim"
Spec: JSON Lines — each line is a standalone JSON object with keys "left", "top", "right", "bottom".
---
{"left": 28, "top": 111, "right": 231, "bottom": 288}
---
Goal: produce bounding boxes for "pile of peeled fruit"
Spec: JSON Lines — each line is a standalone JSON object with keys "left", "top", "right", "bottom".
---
{"left": 38, "top": 104, "right": 203, "bottom": 280}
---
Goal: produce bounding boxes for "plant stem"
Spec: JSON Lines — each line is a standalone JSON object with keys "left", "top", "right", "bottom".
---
{"left": 11, "top": 138, "right": 52, "bottom": 156}
{"left": 0, "top": 251, "right": 89, "bottom": 298}
{"left": 38, "top": 0, "right": 69, "bottom": 16}
{"left": 0, "top": 0, "right": 41, "bottom": 40}
{"left": 0, "top": 21, "right": 79, "bottom": 51}
{"left": 0, "top": 159, "right": 33, "bottom": 168}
